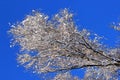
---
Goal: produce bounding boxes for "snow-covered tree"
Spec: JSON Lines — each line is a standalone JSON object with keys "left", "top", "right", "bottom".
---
{"left": 9, "top": 9, "right": 120, "bottom": 80}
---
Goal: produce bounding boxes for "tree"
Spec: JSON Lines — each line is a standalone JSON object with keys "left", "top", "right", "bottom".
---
{"left": 9, "top": 9, "right": 120, "bottom": 80}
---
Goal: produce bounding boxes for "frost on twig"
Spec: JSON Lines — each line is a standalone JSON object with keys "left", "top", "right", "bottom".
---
{"left": 9, "top": 9, "right": 120, "bottom": 80}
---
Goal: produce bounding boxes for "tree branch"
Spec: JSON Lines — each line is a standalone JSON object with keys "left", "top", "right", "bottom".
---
{"left": 44, "top": 62, "right": 120, "bottom": 73}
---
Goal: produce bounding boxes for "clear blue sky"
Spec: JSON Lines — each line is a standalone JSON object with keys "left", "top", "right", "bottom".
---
{"left": 1, "top": 0, "right": 120, "bottom": 80}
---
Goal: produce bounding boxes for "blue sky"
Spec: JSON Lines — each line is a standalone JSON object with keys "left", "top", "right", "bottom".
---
{"left": 1, "top": 0, "right": 120, "bottom": 80}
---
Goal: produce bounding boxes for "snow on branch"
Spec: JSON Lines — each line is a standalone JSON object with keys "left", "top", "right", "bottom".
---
{"left": 9, "top": 9, "right": 120, "bottom": 80}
